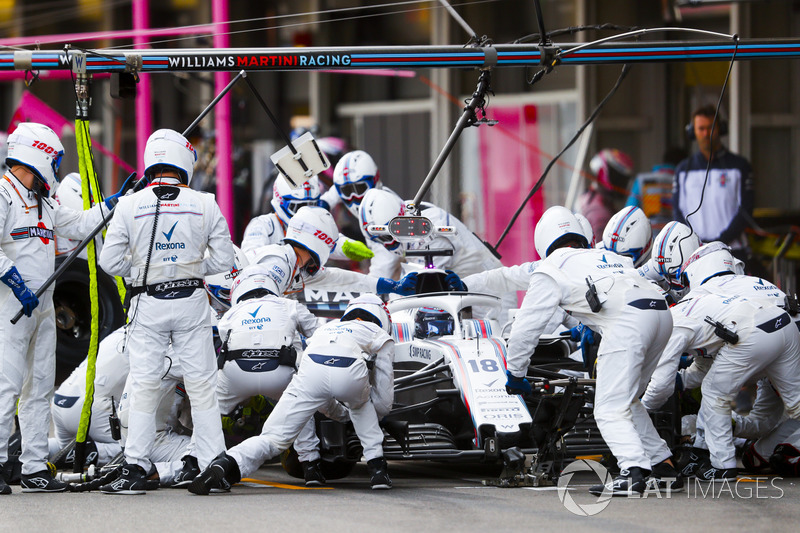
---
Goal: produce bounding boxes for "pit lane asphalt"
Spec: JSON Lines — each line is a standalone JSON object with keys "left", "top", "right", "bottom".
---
{"left": 2, "top": 461, "right": 798, "bottom": 532}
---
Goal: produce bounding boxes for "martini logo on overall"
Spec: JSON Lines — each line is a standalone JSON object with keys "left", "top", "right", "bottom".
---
{"left": 11, "top": 222, "right": 54, "bottom": 244}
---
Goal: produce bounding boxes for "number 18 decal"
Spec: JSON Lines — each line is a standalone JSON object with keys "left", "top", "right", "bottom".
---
{"left": 467, "top": 359, "right": 499, "bottom": 373}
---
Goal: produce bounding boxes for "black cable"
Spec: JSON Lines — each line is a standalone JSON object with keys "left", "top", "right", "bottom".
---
{"left": 495, "top": 63, "right": 632, "bottom": 249}
{"left": 683, "top": 35, "right": 740, "bottom": 235}
{"left": 161, "top": 355, "right": 173, "bottom": 380}
{"left": 513, "top": 23, "right": 638, "bottom": 44}
{"left": 126, "top": 184, "right": 162, "bottom": 330}
{"left": 141, "top": 189, "right": 162, "bottom": 289}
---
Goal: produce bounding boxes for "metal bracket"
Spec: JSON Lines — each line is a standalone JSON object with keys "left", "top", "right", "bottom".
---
{"left": 481, "top": 46, "right": 497, "bottom": 71}
{"left": 125, "top": 53, "right": 142, "bottom": 75}
{"left": 71, "top": 50, "right": 88, "bottom": 76}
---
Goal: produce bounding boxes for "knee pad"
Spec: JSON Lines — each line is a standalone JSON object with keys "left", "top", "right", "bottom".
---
{"left": 183, "top": 379, "right": 216, "bottom": 411}
{"left": 130, "top": 379, "right": 163, "bottom": 412}
{"left": 784, "top": 402, "right": 800, "bottom": 420}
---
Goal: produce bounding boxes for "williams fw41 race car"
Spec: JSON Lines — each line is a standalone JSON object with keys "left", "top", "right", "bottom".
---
{"left": 282, "top": 212, "right": 612, "bottom": 486}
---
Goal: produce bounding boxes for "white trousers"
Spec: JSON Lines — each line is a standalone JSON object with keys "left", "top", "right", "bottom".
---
{"left": 125, "top": 291, "right": 224, "bottom": 470}
{"left": 0, "top": 288, "right": 56, "bottom": 474}
{"left": 593, "top": 300, "right": 673, "bottom": 471}
{"left": 50, "top": 393, "right": 122, "bottom": 465}
{"left": 698, "top": 310, "right": 800, "bottom": 469}
{"left": 229, "top": 352, "right": 384, "bottom": 478}
{"left": 217, "top": 359, "right": 320, "bottom": 462}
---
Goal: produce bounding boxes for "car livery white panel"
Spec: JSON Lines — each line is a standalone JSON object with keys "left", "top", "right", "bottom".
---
{"left": 429, "top": 337, "right": 531, "bottom": 447}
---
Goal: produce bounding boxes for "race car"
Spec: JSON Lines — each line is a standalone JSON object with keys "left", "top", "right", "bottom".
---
{"left": 282, "top": 269, "right": 598, "bottom": 485}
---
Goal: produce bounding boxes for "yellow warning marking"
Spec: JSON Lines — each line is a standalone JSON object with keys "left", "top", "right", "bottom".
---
{"left": 240, "top": 478, "right": 334, "bottom": 490}
{"left": 574, "top": 455, "right": 604, "bottom": 461}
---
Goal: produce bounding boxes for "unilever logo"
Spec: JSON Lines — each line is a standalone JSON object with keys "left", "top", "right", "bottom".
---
{"left": 557, "top": 459, "right": 612, "bottom": 516}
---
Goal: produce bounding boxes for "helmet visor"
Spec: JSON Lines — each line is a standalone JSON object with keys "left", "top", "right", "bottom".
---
{"left": 283, "top": 199, "right": 319, "bottom": 218}
{"left": 205, "top": 283, "right": 231, "bottom": 304}
{"left": 336, "top": 180, "right": 372, "bottom": 202}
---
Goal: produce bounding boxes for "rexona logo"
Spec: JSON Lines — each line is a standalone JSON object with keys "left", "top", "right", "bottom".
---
{"left": 597, "top": 254, "right": 625, "bottom": 269}
{"left": 156, "top": 221, "right": 186, "bottom": 250}
{"left": 242, "top": 316, "right": 271, "bottom": 325}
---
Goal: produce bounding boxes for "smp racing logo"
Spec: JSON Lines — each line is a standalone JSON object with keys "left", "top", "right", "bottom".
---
{"left": 155, "top": 221, "right": 185, "bottom": 250}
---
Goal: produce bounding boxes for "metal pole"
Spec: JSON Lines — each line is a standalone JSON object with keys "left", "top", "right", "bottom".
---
{"left": 410, "top": 70, "right": 491, "bottom": 212}
{"left": 242, "top": 76, "right": 314, "bottom": 177}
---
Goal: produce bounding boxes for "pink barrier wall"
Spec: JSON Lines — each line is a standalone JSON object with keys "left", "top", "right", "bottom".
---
{"left": 479, "top": 104, "right": 546, "bottom": 266}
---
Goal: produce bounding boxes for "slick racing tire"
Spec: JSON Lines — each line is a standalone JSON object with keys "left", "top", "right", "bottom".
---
{"left": 280, "top": 447, "right": 356, "bottom": 480}
{"left": 54, "top": 257, "right": 126, "bottom": 372}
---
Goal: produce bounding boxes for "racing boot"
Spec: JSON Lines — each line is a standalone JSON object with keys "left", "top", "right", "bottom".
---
{"left": 99, "top": 463, "right": 148, "bottom": 495}
{"left": 696, "top": 460, "right": 738, "bottom": 482}
{"left": 648, "top": 459, "right": 684, "bottom": 493}
{"left": 769, "top": 444, "right": 800, "bottom": 477}
{"left": 83, "top": 440, "right": 99, "bottom": 466}
{"left": 301, "top": 459, "right": 326, "bottom": 487}
{"left": 20, "top": 469, "right": 69, "bottom": 493}
{"left": 367, "top": 457, "right": 392, "bottom": 490}
{"left": 171, "top": 455, "right": 200, "bottom": 488}
{"left": 589, "top": 466, "right": 648, "bottom": 497}
{"left": 676, "top": 447, "right": 709, "bottom": 478}
{"left": 0, "top": 466, "right": 10, "bottom": 495}
{"left": 188, "top": 453, "right": 241, "bottom": 496}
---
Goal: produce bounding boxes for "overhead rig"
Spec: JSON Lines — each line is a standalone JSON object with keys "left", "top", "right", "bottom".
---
{"left": 2, "top": 38, "right": 800, "bottom": 76}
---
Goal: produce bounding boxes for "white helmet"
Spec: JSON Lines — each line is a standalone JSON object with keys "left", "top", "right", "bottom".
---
{"left": 283, "top": 206, "right": 339, "bottom": 273}
{"left": 651, "top": 221, "right": 702, "bottom": 285}
{"left": 204, "top": 245, "right": 249, "bottom": 313}
{"left": 573, "top": 212, "right": 596, "bottom": 247}
{"left": 534, "top": 206, "right": 589, "bottom": 259}
{"left": 143, "top": 129, "right": 198, "bottom": 185}
{"left": 359, "top": 188, "right": 404, "bottom": 254}
{"left": 680, "top": 241, "right": 736, "bottom": 289}
{"left": 6, "top": 122, "right": 65, "bottom": 197}
{"left": 333, "top": 150, "right": 381, "bottom": 217}
{"left": 341, "top": 294, "right": 392, "bottom": 334}
{"left": 270, "top": 175, "right": 321, "bottom": 224}
{"left": 602, "top": 206, "right": 653, "bottom": 268}
{"left": 54, "top": 172, "right": 83, "bottom": 210}
{"left": 230, "top": 258, "right": 292, "bottom": 305}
